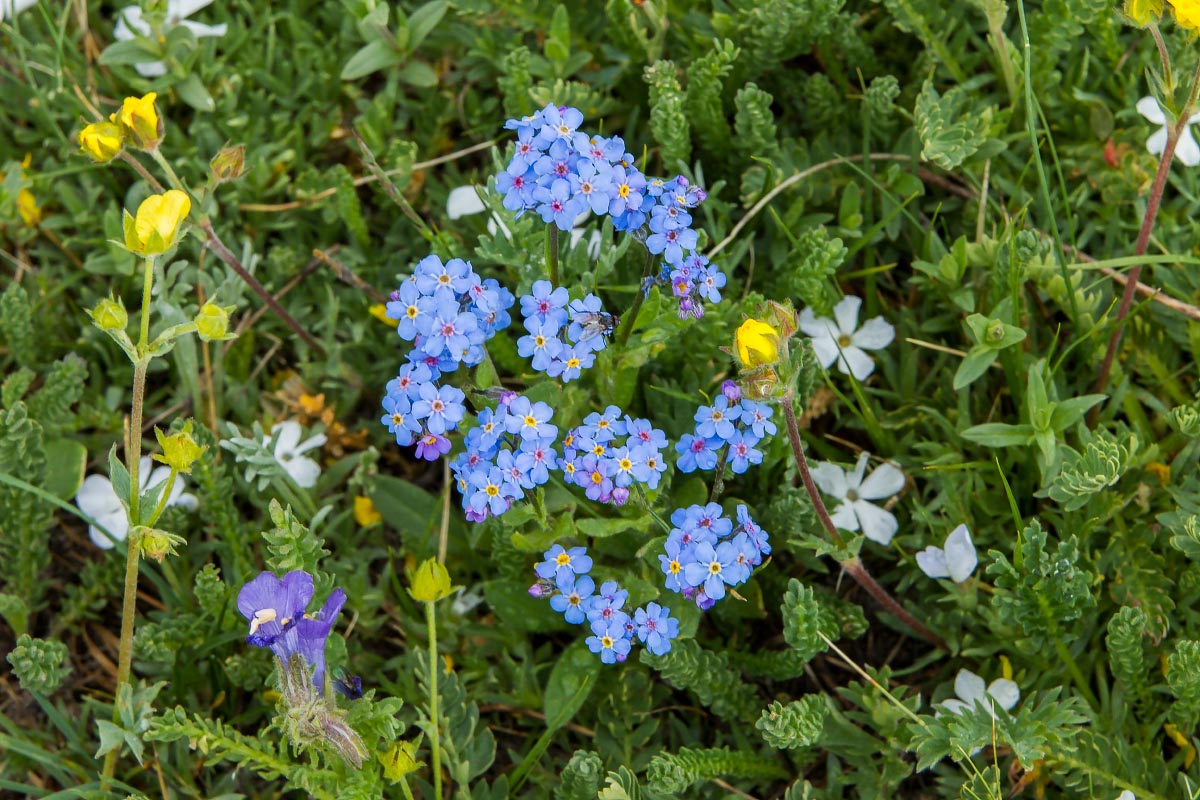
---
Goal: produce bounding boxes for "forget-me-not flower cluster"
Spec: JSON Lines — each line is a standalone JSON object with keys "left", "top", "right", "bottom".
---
{"left": 497, "top": 103, "right": 725, "bottom": 320}
{"left": 381, "top": 255, "right": 514, "bottom": 460}
{"left": 518, "top": 280, "right": 615, "bottom": 381}
{"left": 659, "top": 504, "right": 771, "bottom": 610}
{"left": 675, "top": 381, "right": 777, "bottom": 475}
{"left": 558, "top": 405, "right": 669, "bottom": 506}
{"left": 449, "top": 392, "right": 559, "bottom": 523}
{"left": 529, "top": 544, "right": 680, "bottom": 662}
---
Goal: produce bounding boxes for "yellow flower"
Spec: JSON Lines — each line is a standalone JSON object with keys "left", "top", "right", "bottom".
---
{"left": 1127, "top": 0, "right": 1163, "bottom": 24}
{"left": 78, "top": 120, "right": 124, "bottom": 163}
{"left": 369, "top": 303, "right": 400, "bottom": 325}
{"left": 734, "top": 318, "right": 780, "bottom": 369}
{"left": 195, "top": 302, "right": 234, "bottom": 341}
{"left": 16, "top": 189, "right": 40, "bottom": 227}
{"left": 1171, "top": 0, "right": 1200, "bottom": 30}
{"left": 354, "top": 495, "right": 382, "bottom": 527}
{"left": 380, "top": 740, "right": 424, "bottom": 783}
{"left": 408, "top": 557, "right": 453, "bottom": 603}
{"left": 117, "top": 92, "right": 162, "bottom": 150}
{"left": 124, "top": 189, "right": 190, "bottom": 254}
{"left": 153, "top": 420, "right": 207, "bottom": 474}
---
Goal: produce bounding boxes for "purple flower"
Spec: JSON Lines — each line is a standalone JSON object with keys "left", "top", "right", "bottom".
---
{"left": 411, "top": 382, "right": 466, "bottom": 435}
{"left": 520, "top": 280, "right": 571, "bottom": 328}
{"left": 675, "top": 434, "right": 721, "bottom": 472}
{"left": 238, "top": 570, "right": 314, "bottom": 648}
{"left": 273, "top": 589, "right": 346, "bottom": 689}
{"left": 414, "top": 432, "right": 452, "bottom": 461}
{"left": 726, "top": 430, "right": 764, "bottom": 474}
{"left": 534, "top": 179, "right": 584, "bottom": 231}
{"left": 739, "top": 400, "right": 777, "bottom": 439}
{"left": 586, "top": 580, "right": 629, "bottom": 623}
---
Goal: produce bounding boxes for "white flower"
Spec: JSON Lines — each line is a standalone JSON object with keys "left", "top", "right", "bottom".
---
{"left": 916, "top": 523, "right": 978, "bottom": 583}
{"left": 0, "top": 0, "right": 38, "bottom": 20}
{"left": 75, "top": 456, "right": 197, "bottom": 549}
{"left": 799, "top": 295, "right": 895, "bottom": 381}
{"left": 265, "top": 420, "right": 325, "bottom": 489}
{"left": 939, "top": 668, "right": 1020, "bottom": 719}
{"left": 114, "top": 0, "right": 228, "bottom": 78}
{"left": 810, "top": 451, "right": 904, "bottom": 545}
{"left": 1136, "top": 96, "right": 1200, "bottom": 167}
{"left": 1116, "top": 792, "right": 1136, "bottom": 800}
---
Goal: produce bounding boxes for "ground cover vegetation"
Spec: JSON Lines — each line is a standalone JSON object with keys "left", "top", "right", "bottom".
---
{"left": 4, "top": 0, "right": 1200, "bottom": 797}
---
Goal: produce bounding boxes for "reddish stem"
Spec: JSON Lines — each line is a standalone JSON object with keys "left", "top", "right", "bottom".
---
{"left": 781, "top": 390, "right": 948, "bottom": 650}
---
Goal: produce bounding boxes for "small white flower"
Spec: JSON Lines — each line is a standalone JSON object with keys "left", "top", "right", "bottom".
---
{"left": 916, "top": 523, "right": 978, "bottom": 583}
{"left": 0, "top": 0, "right": 38, "bottom": 20}
{"left": 265, "top": 420, "right": 325, "bottom": 489}
{"left": 446, "top": 185, "right": 513, "bottom": 240}
{"left": 798, "top": 295, "right": 895, "bottom": 381}
{"left": 114, "top": 0, "right": 228, "bottom": 78}
{"left": 75, "top": 456, "right": 197, "bottom": 549}
{"left": 1136, "top": 96, "right": 1200, "bottom": 167}
{"left": 1116, "top": 791, "right": 1136, "bottom": 800}
{"left": 810, "top": 451, "right": 904, "bottom": 545}
{"left": 939, "top": 668, "right": 1020, "bottom": 719}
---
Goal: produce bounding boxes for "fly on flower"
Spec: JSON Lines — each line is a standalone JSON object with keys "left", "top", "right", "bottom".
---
{"left": 574, "top": 311, "right": 620, "bottom": 345}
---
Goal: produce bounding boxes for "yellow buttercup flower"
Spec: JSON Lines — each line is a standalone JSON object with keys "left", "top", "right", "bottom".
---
{"left": 734, "top": 318, "right": 780, "bottom": 369}
{"left": 1127, "top": 0, "right": 1163, "bottom": 24}
{"left": 124, "top": 189, "right": 190, "bottom": 255}
{"left": 354, "top": 495, "right": 382, "bottom": 527}
{"left": 78, "top": 120, "right": 123, "bottom": 163}
{"left": 118, "top": 92, "right": 162, "bottom": 150}
{"left": 1171, "top": 0, "right": 1200, "bottom": 29}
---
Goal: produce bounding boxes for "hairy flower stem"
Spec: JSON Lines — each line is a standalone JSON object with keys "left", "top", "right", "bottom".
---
{"left": 1093, "top": 61, "right": 1200, "bottom": 407}
{"left": 426, "top": 601, "right": 443, "bottom": 799}
{"left": 616, "top": 250, "right": 656, "bottom": 349}
{"left": 780, "top": 390, "right": 947, "bottom": 650}
{"left": 102, "top": 256, "right": 158, "bottom": 782}
{"left": 546, "top": 224, "right": 560, "bottom": 287}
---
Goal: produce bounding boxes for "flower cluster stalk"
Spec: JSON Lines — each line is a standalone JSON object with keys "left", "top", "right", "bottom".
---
{"left": 616, "top": 250, "right": 656, "bottom": 350}
{"left": 780, "top": 389, "right": 947, "bottom": 650}
{"left": 426, "top": 601, "right": 443, "bottom": 799}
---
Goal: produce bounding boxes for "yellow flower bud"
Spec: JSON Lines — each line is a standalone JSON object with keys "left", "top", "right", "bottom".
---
{"left": 89, "top": 297, "right": 128, "bottom": 331}
{"left": 153, "top": 420, "right": 207, "bottom": 475}
{"left": 117, "top": 92, "right": 162, "bottom": 150}
{"left": 124, "top": 189, "right": 190, "bottom": 255}
{"left": 194, "top": 302, "right": 233, "bottom": 341}
{"left": 16, "top": 188, "right": 40, "bottom": 227}
{"left": 354, "top": 496, "right": 382, "bottom": 527}
{"left": 734, "top": 318, "right": 780, "bottom": 369}
{"left": 209, "top": 144, "right": 247, "bottom": 184}
{"left": 78, "top": 120, "right": 124, "bottom": 163}
{"left": 1127, "top": 0, "right": 1164, "bottom": 23}
{"left": 408, "top": 558, "right": 453, "bottom": 603}
{"left": 134, "top": 525, "right": 186, "bottom": 563}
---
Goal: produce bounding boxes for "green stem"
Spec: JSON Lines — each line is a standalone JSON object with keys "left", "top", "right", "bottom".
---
{"left": 616, "top": 250, "right": 656, "bottom": 349}
{"left": 399, "top": 779, "right": 417, "bottom": 800}
{"left": 1053, "top": 637, "right": 1100, "bottom": 709}
{"left": 149, "top": 148, "right": 185, "bottom": 193}
{"left": 634, "top": 483, "right": 671, "bottom": 534}
{"left": 102, "top": 256, "right": 158, "bottom": 783}
{"left": 145, "top": 470, "right": 178, "bottom": 527}
{"left": 426, "top": 601, "right": 442, "bottom": 799}
{"left": 708, "top": 447, "right": 728, "bottom": 504}
{"left": 546, "top": 224, "right": 560, "bottom": 287}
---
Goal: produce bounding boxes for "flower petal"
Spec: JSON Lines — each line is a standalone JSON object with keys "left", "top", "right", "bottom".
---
{"left": 828, "top": 501, "right": 860, "bottom": 532}
{"left": 76, "top": 474, "right": 122, "bottom": 517}
{"left": 850, "top": 315, "right": 895, "bottom": 350}
{"left": 938, "top": 698, "right": 969, "bottom": 716}
{"left": 169, "top": 0, "right": 216, "bottom": 17}
{"left": 833, "top": 295, "right": 862, "bottom": 336}
{"left": 1177, "top": 129, "right": 1200, "bottom": 167}
{"left": 271, "top": 420, "right": 302, "bottom": 453}
{"left": 853, "top": 499, "right": 897, "bottom": 545}
{"left": 285, "top": 455, "right": 322, "bottom": 489}
{"left": 295, "top": 433, "right": 328, "bottom": 456}
{"left": 943, "top": 524, "right": 978, "bottom": 583}
{"left": 1137, "top": 96, "right": 1166, "bottom": 124}
{"left": 954, "top": 669, "right": 986, "bottom": 705}
{"left": 846, "top": 451, "right": 871, "bottom": 491}
{"left": 859, "top": 461, "right": 904, "bottom": 500}
{"left": 134, "top": 61, "right": 169, "bottom": 78}
{"left": 89, "top": 510, "right": 130, "bottom": 549}
{"left": 797, "top": 307, "right": 839, "bottom": 339}
{"left": 809, "top": 462, "right": 849, "bottom": 498}
{"left": 114, "top": 6, "right": 151, "bottom": 39}
{"left": 446, "top": 186, "right": 487, "bottom": 219}
{"left": 986, "top": 678, "right": 1020, "bottom": 711}
{"left": 836, "top": 345, "right": 877, "bottom": 381}
{"left": 178, "top": 19, "right": 227, "bottom": 37}
{"left": 808, "top": 334, "right": 841, "bottom": 369}
{"left": 1147, "top": 127, "right": 1169, "bottom": 157}
{"left": 916, "top": 546, "right": 951, "bottom": 579}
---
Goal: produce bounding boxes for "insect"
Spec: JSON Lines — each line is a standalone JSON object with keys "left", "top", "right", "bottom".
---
{"left": 574, "top": 311, "right": 621, "bottom": 344}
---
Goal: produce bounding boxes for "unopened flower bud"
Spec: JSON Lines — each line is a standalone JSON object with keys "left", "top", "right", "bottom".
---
{"left": 210, "top": 144, "right": 247, "bottom": 184}
{"left": 89, "top": 297, "right": 128, "bottom": 331}
{"left": 1127, "top": 0, "right": 1163, "bottom": 24}
{"left": 721, "top": 380, "right": 741, "bottom": 403}
{"left": 117, "top": 92, "right": 163, "bottom": 150}
{"left": 195, "top": 302, "right": 233, "bottom": 341}
{"left": 124, "top": 189, "right": 190, "bottom": 255}
{"left": 409, "top": 558, "right": 453, "bottom": 603}
{"left": 153, "top": 420, "right": 206, "bottom": 474}
{"left": 79, "top": 120, "right": 123, "bottom": 163}
{"left": 381, "top": 740, "right": 424, "bottom": 783}
{"left": 135, "top": 526, "right": 186, "bottom": 563}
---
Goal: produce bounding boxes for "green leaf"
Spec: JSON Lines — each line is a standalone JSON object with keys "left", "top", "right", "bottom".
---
{"left": 98, "top": 38, "right": 162, "bottom": 66}
{"left": 952, "top": 346, "right": 998, "bottom": 391}
{"left": 108, "top": 445, "right": 131, "bottom": 514}
{"left": 1049, "top": 394, "right": 1106, "bottom": 430}
{"left": 341, "top": 40, "right": 403, "bottom": 81}
{"left": 543, "top": 639, "right": 598, "bottom": 730}
{"left": 175, "top": 73, "right": 215, "bottom": 112}
{"left": 914, "top": 79, "right": 991, "bottom": 170}
{"left": 397, "top": 60, "right": 439, "bottom": 87}
{"left": 545, "top": 5, "right": 571, "bottom": 64}
{"left": 407, "top": 0, "right": 447, "bottom": 50}
{"left": 42, "top": 438, "right": 86, "bottom": 500}
{"left": 964, "top": 313, "right": 1027, "bottom": 350}
{"left": 960, "top": 422, "right": 1033, "bottom": 448}
{"left": 355, "top": 2, "right": 389, "bottom": 41}
{"left": 575, "top": 517, "right": 638, "bottom": 539}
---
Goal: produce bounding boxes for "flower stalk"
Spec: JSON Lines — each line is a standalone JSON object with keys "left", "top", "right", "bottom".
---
{"left": 616, "top": 250, "right": 656, "bottom": 350}
{"left": 425, "top": 600, "right": 443, "bottom": 799}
